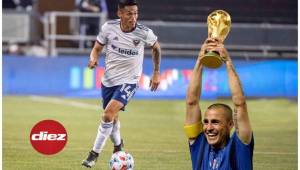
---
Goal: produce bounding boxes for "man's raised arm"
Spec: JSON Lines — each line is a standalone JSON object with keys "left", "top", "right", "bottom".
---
{"left": 221, "top": 46, "right": 252, "bottom": 144}
{"left": 184, "top": 39, "right": 218, "bottom": 140}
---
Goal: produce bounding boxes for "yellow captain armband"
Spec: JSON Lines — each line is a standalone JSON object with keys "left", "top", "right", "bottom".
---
{"left": 184, "top": 122, "right": 203, "bottom": 139}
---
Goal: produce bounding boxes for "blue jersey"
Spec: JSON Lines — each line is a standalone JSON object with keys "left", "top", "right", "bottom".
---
{"left": 189, "top": 131, "right": 254, "bottom": 170}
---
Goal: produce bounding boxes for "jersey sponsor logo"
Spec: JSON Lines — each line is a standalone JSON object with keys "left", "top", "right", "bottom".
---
{"left": 133, "top": 39, "right": 140, "bottom": 46}
{"left": 111, "top": 44, "right": 139, "bottom": 56}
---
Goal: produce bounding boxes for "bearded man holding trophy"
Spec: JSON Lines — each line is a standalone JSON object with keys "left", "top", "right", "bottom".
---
{"left": 184, "top": 10, "right": 254, "bottom": 170}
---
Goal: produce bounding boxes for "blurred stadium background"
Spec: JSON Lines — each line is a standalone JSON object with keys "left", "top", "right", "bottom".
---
{"left": 2, "top": 0, "right": 298, "bottom": 170}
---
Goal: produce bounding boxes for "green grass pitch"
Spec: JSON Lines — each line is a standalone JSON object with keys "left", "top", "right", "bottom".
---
{"left": 3, "top": 96, "right": 297, "bottom": 170}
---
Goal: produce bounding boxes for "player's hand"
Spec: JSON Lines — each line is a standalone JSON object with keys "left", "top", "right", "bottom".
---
{"left": 200, "top": 38, "right": 231, "bottom": 63}
{"left": 88, "top": 59, "right": 98, "bottom": 69}
{"left": 149, "top": 71, "right": 160, "bottom": 91}
{"left": 210, "top": 43, "right": 231, "bottom": 63}
{"left": 199, "top": 38, "right": 219, "bottom": 59}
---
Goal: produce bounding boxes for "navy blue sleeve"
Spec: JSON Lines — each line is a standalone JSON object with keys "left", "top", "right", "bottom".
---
{"left": 233, "top": 132, "right": 254, "bottom": 170}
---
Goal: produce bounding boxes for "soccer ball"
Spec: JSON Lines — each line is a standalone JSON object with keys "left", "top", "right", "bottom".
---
{"left": 109, "top": 151, "right": 134, "bottom": 170}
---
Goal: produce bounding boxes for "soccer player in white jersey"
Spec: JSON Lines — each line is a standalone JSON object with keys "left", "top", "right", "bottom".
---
{"left": 82, "top": 0, "right": 161, "bottom": 168}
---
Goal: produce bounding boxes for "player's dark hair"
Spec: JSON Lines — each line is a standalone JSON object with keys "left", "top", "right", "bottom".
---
{"left": 207, "top": 103, "right": 233, "bottom": 121}
{"left": 118, "top": 0, "right": 138, "bottom": 9}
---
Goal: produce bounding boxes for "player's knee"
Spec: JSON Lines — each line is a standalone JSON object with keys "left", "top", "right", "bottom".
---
{"left": 102, "top": 110, "right": 115, "bottom": 122}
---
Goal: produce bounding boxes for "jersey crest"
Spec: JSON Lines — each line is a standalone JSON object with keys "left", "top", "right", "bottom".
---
{"left": 113, "top": 36, "right": 119, "bottom": 41}
{"left": 133, "top": 39, "right": 140, "bottom": 46}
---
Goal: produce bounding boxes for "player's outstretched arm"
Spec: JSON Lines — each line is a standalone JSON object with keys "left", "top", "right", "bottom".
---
{"left": 149, "top": 41, "right": 161, "bottom": 91}
{"left": 88, "top": 42, "right": 104, "bottom": 69}
{"left": 219, "top": 45, "right": 252, "bottom": 144}
{"left": 184, "top": 39, "right": 218, "bottom": 140}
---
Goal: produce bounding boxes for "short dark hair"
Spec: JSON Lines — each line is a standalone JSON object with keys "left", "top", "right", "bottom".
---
{"left": 207, "top": 103, "right": 233, "bottom": 121}
{"left": 118, "top": 0, "right": 138, "bottom": 9}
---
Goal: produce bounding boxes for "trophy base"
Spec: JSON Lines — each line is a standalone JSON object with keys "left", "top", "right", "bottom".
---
{"left": 201, "top": 51, "right": 223, "bottom": 68}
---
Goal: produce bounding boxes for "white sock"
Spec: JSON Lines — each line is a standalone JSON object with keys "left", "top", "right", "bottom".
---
{"left": 110, "top": 120, "right": 121, "bottom": 146}
{"left": 92, "top": 120, "right": 113, "bottom": 153}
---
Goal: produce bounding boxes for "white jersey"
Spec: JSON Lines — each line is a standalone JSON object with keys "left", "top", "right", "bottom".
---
{"left": 97, "top": 19, "right": 157, "bottom": 87}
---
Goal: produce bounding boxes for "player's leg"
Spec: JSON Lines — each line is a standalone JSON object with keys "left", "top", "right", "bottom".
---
{"left": 110, "top": 114, "right": 120, "bottom": 146}
{"left": 82, "top": 83, "right": 137, "bottom": 168}
{"left": 82, "top": 99, "right": 123, "bottom": 168}
{"left": 92, "top": 99, "right": 124, "bottom": 153}
{"left": 109, "top": 83, "right": 138, "bottom": 152}
{"left": 82, "top": 84, "right": 122, "bottom": 168}
{"left": 110, "top": 115, "right": 124, "bottom": 153}
{"left": 184, "top": 56, "right": 203, "bottom": 139}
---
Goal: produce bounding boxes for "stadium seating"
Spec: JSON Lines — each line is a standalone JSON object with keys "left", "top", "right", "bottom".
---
{"left": 137, "top": 0, "right": 297, "bottom": 24}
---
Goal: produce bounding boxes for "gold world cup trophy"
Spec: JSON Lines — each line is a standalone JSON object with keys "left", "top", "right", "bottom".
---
{"left": 200, "top": 10, "right": 231, "bottom": 68}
